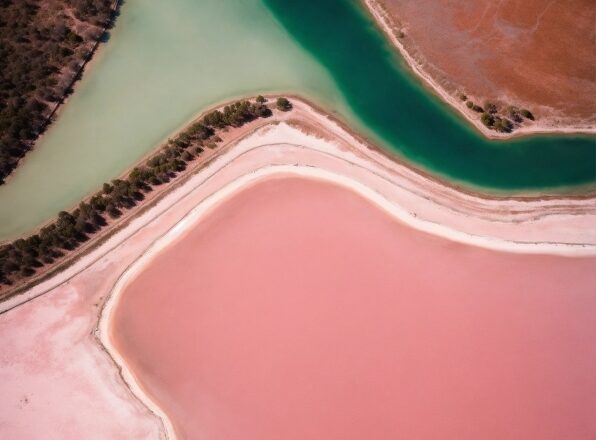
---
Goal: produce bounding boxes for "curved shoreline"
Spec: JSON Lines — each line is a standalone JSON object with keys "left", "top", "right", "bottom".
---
{"left": 1, "top": 99, "right": 594, "bottom": 438}
{"left": 362, "top": 0, "right": 596, "bottom": 140}
{"left": 97, "top": 167, "right": 596, "bottom": 440}
{"left": 0, "top": 93, "right": 278, "bottom": 246}
{"left": 3, "top": 93, "right": 593, "bottom": 301}
{"left": 2, "top": 97, "right": 596, "bottom": 307}
{"left": 96, "top": 168, "right": 596, "bottom": 439}
{"left": 97, "top": 280, "right": 178, "bottom": 439}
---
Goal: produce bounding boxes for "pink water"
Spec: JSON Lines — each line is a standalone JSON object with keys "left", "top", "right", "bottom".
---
{"left": 112, "top": 177, "right": 596, "bottom": 440}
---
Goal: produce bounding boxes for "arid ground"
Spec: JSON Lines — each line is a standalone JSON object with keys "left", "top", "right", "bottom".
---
{"left": 369, "top": 0, "right": 596, "bottom": 131}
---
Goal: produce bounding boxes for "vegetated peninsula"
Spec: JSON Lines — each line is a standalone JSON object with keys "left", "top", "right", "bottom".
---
{"left": 0, "top": 0, "right": 119, "bottom": 184}
{"left": 0, "top": 96, "right": 291, "bottom": 293}
{"left": 365, "top": 0, "right": 596, "bottom": 136}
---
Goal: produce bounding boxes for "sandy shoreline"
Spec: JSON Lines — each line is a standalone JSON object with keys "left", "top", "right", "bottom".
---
{"left": 2, "top": 99, "right": 595, "bottom": 439}
{"left": 4, "top": 98, "right": 596, "bottom": 303}
{"left": 362, "top": 0, "right": 596, "bottom": 139}
{"left": 3, "top": 98, "right": 596, "bottom": 310}
{"left": 6, "top": 92, "right": 593, "bottom": 301}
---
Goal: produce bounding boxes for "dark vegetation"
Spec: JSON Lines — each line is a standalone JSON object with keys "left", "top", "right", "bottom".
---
{"left": 463, "top": 96, "right": 534, "bottom": 133}
{"left": 0, "top": 97, "right": 288, "bottom": 287}
{"left": 0, "top": 0, "right": 118, "bottom": 184}
{"left": 520, "top": 109, "right": 534, "bottom": 120}
{"left": 276, "top": 97, "right": 292, "bottom": 111}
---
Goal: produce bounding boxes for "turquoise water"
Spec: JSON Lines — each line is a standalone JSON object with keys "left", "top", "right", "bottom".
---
{"left": 0, "top": 0, "right": 593, "bottom": 240}
{"left": 264, "top": 0, "right": 596, "bottom": 189}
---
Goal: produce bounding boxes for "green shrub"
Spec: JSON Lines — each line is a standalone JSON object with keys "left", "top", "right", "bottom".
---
{"left": 480, "top": 112, "right": 494, "bottom": 127}
{"left": 520, "top": 109, "right": 535, "bottom": 120}
{"left": 484, "top": 101, "right": 498, "bottom": 114}
{"left": 0, "top": 96, "right": 292, "bottom": 286}
{"left": 276, "top": 97, "right": 292, "bottom": 111}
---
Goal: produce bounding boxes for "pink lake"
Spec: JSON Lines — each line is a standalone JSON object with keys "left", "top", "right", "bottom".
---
{"left": 111, "top": 176, "right": 596, "bottom": 440}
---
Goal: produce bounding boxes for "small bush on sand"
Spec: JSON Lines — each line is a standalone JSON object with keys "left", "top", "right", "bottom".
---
{"left": 520, "top": 109, "right": 535, "bottom": 120}
{"left": 276, "top": 97, "right": 292, "bottom": 111}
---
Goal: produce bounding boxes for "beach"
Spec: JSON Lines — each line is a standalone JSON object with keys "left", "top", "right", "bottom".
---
{"left": 6, "top": 96, "right": 595, "bottom": 300}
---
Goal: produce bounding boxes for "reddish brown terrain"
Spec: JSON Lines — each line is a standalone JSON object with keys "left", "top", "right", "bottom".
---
{"left": 368, "top": 0, "right": 596, "bottom": 133}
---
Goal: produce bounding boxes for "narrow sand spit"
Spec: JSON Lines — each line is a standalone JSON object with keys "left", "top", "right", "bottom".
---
{"left": 1, "top": 100, "right": 595, "bottom": 438}
{"left": 363, "top": 0, "right": 596, "bottom": 138}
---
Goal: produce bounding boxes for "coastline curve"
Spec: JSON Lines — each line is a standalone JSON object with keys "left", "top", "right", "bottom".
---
{"left": 1, "top": 100, "right": 594, "bottom": 437}
{"left": 97, "top": 164, "right": 596, "bottom": 439}
{"left": 2, "top": 99, "right": 596, "bottom": 311}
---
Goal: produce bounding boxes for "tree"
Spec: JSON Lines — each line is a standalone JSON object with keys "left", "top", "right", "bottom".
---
{"left": 480, "top": 112, "right": 494, "bottom": 127}
{"left": 106, "top": 203, "right": 121, "bottom": 219}
{"left": 0, "top": 96, "right": 283, "bottom": 285}
{"left": 181, "top": 151, "right": 193, "bottom": 162}
{"left": 189, "top": 122, "right": 213, "bottom": 140}
{"left": 507, "top": 106, "right": 522, "bottom": 123}
{"left": 276, "top": 97, "right": 292, "bottom": 111}
{"left": 494, "top": 118, "right": 513, "bottom": 133}
{"left": 520, "top": 109, "right": 534, "bottom": 120}
{"left": 0, "top": 0, "right": 118, "bottom": 183}
{"left": 256, "top": 95, "right": 266, "bottom": 104}
{"left": 484, "top": 101, "right": 497, "bottom": 114}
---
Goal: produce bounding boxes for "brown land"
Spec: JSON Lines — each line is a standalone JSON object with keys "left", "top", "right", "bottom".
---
{"left": 365, "top": 0, "right": 596, "bottom": 135}
{"left": 0, "top": 0, "right": 120, "bottom": 184}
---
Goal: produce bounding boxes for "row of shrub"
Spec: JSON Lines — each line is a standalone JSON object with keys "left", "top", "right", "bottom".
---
{"left": 0, "top": 96, "right": 292, "bottom": 287}
{"left": 0, "top": 0, "right": 117, "bottom": 184}
{"left": 459, "top": 94, "right": 534, "bottom": 133}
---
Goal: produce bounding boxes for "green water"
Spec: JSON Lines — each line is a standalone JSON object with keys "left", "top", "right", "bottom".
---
{"left": 0, "top": 0, "right": 346, "bottom": 240}
{"left": 263, "top": 0, "right": 595, "bottom": 188}
{"left": 0, "top": 0, "right": 594, "bottom": 240}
